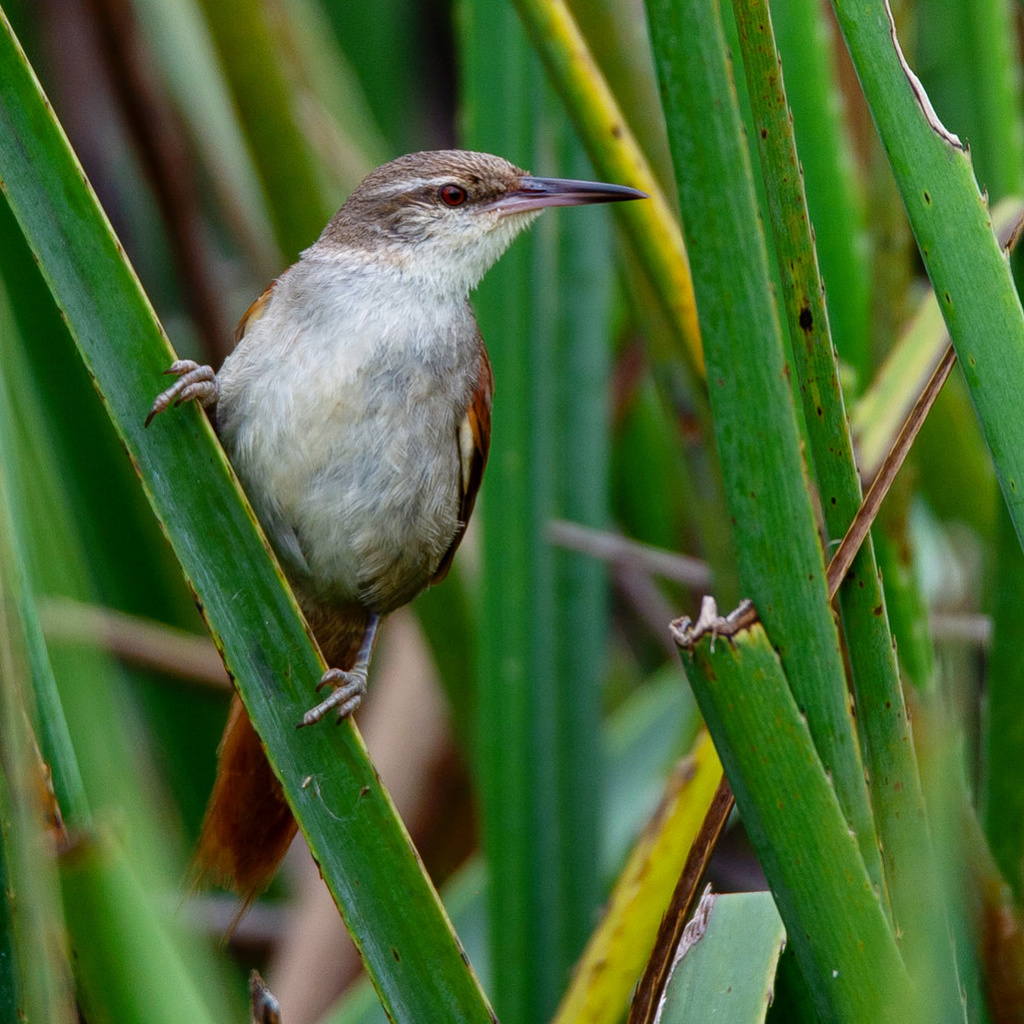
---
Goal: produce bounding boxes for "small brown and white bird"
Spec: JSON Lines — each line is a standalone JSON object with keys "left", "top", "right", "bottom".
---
{"left": 148, "top": 149, "right": 645, "bottom": 899}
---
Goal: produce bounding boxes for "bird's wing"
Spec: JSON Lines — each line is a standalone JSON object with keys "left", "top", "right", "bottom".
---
{"left": 234, "top": 279, "right": 278, "bottom": 344}
{"left": 431, "top": 345, "right": 494, "bottom": 585}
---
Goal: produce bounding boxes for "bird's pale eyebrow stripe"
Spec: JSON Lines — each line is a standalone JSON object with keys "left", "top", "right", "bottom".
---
{"left": 372, "top": 176, "right": 474, "bottom": 199}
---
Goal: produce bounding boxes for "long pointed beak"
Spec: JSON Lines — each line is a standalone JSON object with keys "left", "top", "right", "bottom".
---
{"left": 492, "top": 176, "right": 648, "bottom": 214}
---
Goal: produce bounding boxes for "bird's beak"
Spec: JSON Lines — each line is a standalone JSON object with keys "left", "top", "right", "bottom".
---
{"left": 491, "top": 176, "right": 648, "bottom": 214}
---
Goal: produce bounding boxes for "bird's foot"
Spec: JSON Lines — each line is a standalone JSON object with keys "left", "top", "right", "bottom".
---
{"left": 146, "top": 360, "right": 219, "bottom": 426}
{"left": 298, "top": 612, "right": 380, "bottom": 727}
{"left": 300, "top": 668, "right": 368, "bottom": 726}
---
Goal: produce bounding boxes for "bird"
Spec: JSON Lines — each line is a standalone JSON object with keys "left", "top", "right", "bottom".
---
{"left": 147, "top": 149, "right": 646, "bottom": 901}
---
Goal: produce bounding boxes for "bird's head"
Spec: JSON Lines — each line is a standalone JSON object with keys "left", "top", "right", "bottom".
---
{"left": 314, "top": 149, "right": 646, "bottom": 297}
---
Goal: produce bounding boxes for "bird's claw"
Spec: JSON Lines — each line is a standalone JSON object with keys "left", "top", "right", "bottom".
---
{"left": 145, "top": 359, "right": 219, "bottom": 426}
{"left": 300, "top": 668, "right": 367, "bottom": 727}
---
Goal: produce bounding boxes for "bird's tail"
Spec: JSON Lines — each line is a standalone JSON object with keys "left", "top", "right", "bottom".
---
{"left": 194, "top": 603, "right": 370, "bottom": 902}
{"left": 193, "top": 693, "right": 297, "bottom": 903}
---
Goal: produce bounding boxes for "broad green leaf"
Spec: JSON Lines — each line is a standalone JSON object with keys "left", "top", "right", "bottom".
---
{"left": 657, "top": 891, "right": 785, "bottom": 1024}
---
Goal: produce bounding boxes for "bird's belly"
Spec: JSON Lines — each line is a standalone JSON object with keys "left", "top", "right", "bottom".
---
{"left": 226, "top": 371, "right": 466, "bottom": 614}
{"left": 294, "top": 413, "right": 462, "bottom": 611}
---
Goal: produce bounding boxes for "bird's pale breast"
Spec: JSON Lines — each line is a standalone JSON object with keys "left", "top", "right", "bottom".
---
{"left": 215, "top": 258, "right": 482, "bottom": 612}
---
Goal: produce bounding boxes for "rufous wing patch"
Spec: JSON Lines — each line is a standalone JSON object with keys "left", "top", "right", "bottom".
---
{"left": 234, "top": 279, "right": 278, "bottom": 345}
{"left": 432, "top": 347, "right": 493, "bottom": 584}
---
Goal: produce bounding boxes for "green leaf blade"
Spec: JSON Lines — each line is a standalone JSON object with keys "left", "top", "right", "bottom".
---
{"left": 644, "top": 0, "right": 881, "bottom": 890}
{"left": 673, "top": 608, "right": 912, "bottom": 1022}
{"left": 730, "top": 0, "right": 961, "bottom": 1006}
{"left": 831, "top": 0, "right": 1024, "bottom": 548}
{"left": 0, "top": 12, "right": 496, "bottom": 1022}
{"left": 658, "top": 891, "right": 785, "bottom": 1024}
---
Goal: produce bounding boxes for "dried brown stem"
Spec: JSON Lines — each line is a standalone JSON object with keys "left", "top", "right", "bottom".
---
{"left": 826, "top": 344, "right": 956, "bottom": 600}
{"left": 547, "top": 519, "right": 712, "bottom": 588}
{"left": 627, "top": 774, "right": 734, "bottom": 1024}
{"left": 38, "top": 597, "right": 229, "bottom": 688}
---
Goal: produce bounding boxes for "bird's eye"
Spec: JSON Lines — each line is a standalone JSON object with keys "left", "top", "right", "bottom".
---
{"left": 439, "top": 184, "right": 468, "bottom": 207}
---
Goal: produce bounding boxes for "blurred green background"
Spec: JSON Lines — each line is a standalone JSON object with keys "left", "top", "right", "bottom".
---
{"left": 2, "top": 0, "right": 1024, "bottom": 1021}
